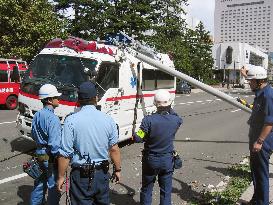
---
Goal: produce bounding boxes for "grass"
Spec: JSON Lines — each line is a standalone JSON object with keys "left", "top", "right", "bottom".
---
{"left": 190, "top": 163, "right": 251, "bottom": 205}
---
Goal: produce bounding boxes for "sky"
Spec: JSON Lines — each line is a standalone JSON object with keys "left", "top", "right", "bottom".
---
{"left": 185, "top": 0, "right": 215, "bottom": 34}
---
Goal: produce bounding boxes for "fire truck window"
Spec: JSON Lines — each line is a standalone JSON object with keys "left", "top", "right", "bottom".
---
{"left": 10, "top": 70, "right": 22, "bottom": 83}
{"left": 156, "top": 70, "right": 174, "bottom": 89}
{"left": 96, "top": 63, "right": 119, "bottom": 97}
{"left": 142, "top": 69, "right": 156, "bottom": 91}
{"left": 0, "top": 71, "right": 8, "bottom": 82}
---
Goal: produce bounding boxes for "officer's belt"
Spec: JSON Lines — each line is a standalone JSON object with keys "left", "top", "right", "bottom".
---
{"left": 72, "top": 160, "right": 109, "bottom": 170}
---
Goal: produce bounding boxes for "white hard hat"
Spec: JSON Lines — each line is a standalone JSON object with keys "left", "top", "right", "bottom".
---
{"left": 246, "top": 66, "right": 267, "bottom": 80}
{"left": 154, "top": 89, "right": 172, "bottom": 107}
{"left": 39, "top": 84, "right": 62, "bottom": 100}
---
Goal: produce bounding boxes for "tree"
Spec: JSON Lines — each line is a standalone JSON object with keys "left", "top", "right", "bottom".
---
{"left": 53, "top": 0, "right": 153, "bottom": 40}
{"left": 189, "top": 22, "right": 214, "bottom": 82}
{"left": 0, "top": 0, "right": 66, "bottom": 61}
{"left": 181, "top": 22, "right": 214, "bottom": 83}
{"left": 52, "top": 0, "right": 214, "bottom": 83}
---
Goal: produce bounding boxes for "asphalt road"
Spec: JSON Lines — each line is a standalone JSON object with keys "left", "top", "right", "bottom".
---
{"left": 0, "top": 89, "right": 255, "bottom": 205}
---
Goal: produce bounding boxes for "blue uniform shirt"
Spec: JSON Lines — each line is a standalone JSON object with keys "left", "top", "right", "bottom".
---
{"left": 58, "top": 105, "right": 118, "bottom": 165}
{"left": 31, "top": 106, "right": 61, "bottom": 156}
{"left": 248, "top": 84, "right": 273, "bottom": 147}
{"left": 134, "top": 108, "right": 182, "bottom": 153}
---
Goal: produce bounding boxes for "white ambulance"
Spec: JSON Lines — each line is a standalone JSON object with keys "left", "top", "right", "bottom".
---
{"left": 16, "top": 35, "right": 176, "bottom": 142}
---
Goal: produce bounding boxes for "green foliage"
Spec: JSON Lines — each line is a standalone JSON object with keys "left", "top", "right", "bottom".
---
{"left": 0, "top": 0, "right": 67, "bottom": 61}
{"left": 53, "top": 0, "right": 154, "bottom": 40}
{"left": 183, "top": 22, "right": 214, "bottom": 82}
{"left": 191, "top": 164, "right": 251, "bottom": 205}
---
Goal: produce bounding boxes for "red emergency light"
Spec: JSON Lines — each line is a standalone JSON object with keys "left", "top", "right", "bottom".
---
{"left": 45, "top": 36, "right": 114, "bottom": 55}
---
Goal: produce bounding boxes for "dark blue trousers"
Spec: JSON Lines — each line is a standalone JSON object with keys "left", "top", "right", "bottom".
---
{"left": 30, "top": 161, "right": 60, "bottom": 205}
{"left": 250, "top": 137, "right": 272, "bottom": 205}
{"left": 140, "top": 153, "right": 173, "bottom": 205}
{"left": 70, "top": 168, "right": 110, "bottom": 205}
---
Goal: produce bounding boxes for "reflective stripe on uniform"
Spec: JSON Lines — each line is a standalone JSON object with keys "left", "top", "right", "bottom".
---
{"left": 136, "top": 129, "right": 146, "bottom": 139}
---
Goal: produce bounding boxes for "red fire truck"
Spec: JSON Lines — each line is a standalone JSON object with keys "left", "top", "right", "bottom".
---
{"left": 0, "top": 59, "right": 28, "bottom": 109}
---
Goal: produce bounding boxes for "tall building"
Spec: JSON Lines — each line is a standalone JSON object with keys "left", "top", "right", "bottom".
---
{"left": 214, "top": 0, "right": 273, "bottom": 52}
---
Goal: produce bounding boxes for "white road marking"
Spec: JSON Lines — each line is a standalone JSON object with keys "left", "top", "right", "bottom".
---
{"left": 231, "top": 109, "right": 241, "bottom": 113}
{"left": 186, "top": 95, "right": 191, "bottom": 97}
{"left": 0, "top": 121, "right": 16, "bottom": 125}
{"left": 0, "top": 173, "right": 28, "bottom": 185}
{"left": 177, "top": 98, "right": 224, "bottom": 106}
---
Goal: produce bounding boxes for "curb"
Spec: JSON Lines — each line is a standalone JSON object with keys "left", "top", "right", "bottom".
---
{"left": 236, "top": 157, "right": 273, "bottom": 204}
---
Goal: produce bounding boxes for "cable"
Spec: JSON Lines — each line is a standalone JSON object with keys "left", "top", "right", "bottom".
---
{"left": 0, "top": 147, "right": 36, "bottom": 163}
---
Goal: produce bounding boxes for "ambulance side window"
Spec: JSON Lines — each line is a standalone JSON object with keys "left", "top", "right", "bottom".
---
{"left": 142, "top": 69, "right": 156, "bottom": 91}
{"left": 156, "top": 70, "right": 174, "bottom": 89}
{"left": 0, "top": 70, "right": 8, "bottom": 82}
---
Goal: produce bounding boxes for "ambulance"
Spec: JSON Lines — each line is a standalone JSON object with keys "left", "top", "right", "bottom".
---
{"left": 16, "top": 35, "right": 176, "bottom": 141}
{"left": 0, "top": 59, "right": 28, "bottom": 109}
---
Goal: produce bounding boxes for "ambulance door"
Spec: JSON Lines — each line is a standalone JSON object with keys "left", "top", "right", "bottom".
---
{"left": 114, "top": 60, "right": 141, "bottom": 141}
{"left": 96, "top": 62, "right": 123, "bottom": 129}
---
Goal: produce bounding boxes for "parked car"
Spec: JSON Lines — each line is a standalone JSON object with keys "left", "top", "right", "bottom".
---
{"left": 176, "top": 81, "right": 191, "bottom": 94}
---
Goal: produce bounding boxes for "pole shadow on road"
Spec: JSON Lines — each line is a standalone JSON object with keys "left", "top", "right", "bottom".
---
{"left": 193, "top": 158, "right": 234, "bottom": 165}
{"left": 172, "top": 177, "right": 201, "bottom": 202}
{"left": 17, "top": 185, "right": 32, "bottom": 205}
{"left": 110, "top": 182, "right": 139, "bottom": 205}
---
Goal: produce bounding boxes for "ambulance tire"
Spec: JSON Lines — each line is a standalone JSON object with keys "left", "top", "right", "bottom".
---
{"left": 6, "top": 95, "right": 18, "bottom": 110}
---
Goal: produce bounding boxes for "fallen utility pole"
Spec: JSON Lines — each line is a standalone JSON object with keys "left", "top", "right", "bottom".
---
{"left": 134, "top": 51, "right": 252, "bottom": 114}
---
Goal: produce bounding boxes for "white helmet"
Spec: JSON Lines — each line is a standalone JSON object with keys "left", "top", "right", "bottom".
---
{"left": 39, "top": 84, "right": 62, "bottom": 100}
{"left": 154, "top": 89, "right": 172, "bottom": 107}
{"left": 246, "top": 66, "right": 267, "bottom": 80}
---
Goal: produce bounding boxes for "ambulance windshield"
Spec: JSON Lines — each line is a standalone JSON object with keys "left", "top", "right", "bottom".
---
{"left": 28, "top": 54, "right": 97, "bottom": 87}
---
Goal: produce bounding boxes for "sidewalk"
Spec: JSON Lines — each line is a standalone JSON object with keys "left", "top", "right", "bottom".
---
{"left": 237, "top": 157, "right": 273, "bottom": 204}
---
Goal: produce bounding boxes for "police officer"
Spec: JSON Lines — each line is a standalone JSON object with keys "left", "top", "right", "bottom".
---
{"left": 57, "top": 81, "right": 121, "bottom": 205}
{"left": 133, "top": 89, "right": 182, "bottom": 205}
{"left": 241, "top": 66, "right": 273, "bottom": 205}
{"left": 30, "top": 84, "right": 62, "bottom": 205}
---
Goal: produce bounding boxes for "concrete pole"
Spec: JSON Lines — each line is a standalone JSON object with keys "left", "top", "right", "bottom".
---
{"left": 134, "top": 51, "right": 252, "bottom": 114}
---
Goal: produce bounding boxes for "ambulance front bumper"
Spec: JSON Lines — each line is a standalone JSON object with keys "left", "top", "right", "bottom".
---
{"left": 16, "top": 114, "right": 33, "bottom": 141}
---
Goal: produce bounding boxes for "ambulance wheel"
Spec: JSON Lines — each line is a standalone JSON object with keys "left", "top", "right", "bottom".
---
{"left": 6, "top": 96, "right": 18, "bottom": 110}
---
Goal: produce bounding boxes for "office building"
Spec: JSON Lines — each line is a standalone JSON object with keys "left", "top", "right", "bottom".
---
{"left": 214, "top": 0, "right": 273, "bottom": 52}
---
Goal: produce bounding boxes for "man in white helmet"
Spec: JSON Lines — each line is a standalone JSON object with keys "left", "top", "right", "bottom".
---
{"left": 30, "top": 84, "right": 62, "bottom": 205}
{"left": 241, "top": 66, "right": 273, "bottom": 205}
{"left": 133, "top": 89, "right": 182, "bottom": 205}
